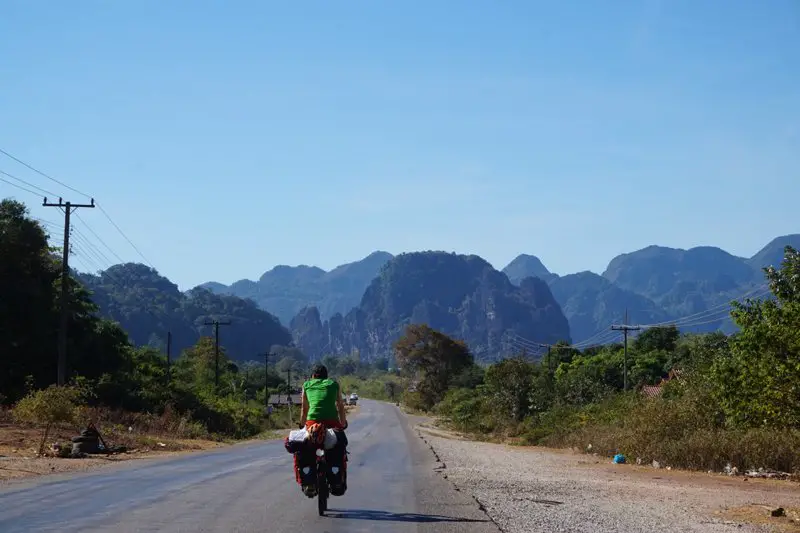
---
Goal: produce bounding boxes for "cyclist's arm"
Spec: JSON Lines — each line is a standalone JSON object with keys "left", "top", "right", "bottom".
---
{"left": 300, "top": 385, "right": 309, "bottom": 426}
{"left": 335, "top": 382, "right": 347, "bottom": 428}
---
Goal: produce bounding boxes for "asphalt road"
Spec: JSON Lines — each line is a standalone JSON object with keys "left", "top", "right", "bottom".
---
{"left": 0, "top": 400, "right": 499, "bottom": 533}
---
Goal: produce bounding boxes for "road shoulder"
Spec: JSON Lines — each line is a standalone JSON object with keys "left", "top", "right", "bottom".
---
{"left": 396, "top": 405, "right": 502, "bottom": 532}
{"left": 413, "top": 423, "right": 800, "bottom": 533}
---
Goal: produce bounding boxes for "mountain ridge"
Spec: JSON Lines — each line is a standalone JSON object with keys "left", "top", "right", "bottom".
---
{"left": 198, "top": 251, "right": 395, "bottom": 325}
{"left": 202, "top": 236, "right": 799, "bottom": 297}
{"left": 198, "top": 234, "right": 799, "bottom": 346}
{"left": 79, "top": 263, "right": 293, "bottom": 363}
{"left": 65, "top": 234, "right": 800, "bottom": 365}
{"left": 289, "top": 251, "right": 571, "bottom": 363}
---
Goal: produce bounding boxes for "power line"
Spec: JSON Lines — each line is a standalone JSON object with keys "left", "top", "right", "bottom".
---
{"left": 0, "top": 169, "right": 59, "bottom": 197}
{"left": 0, "top": 175, "right": 42, "bottom": 197}
{"left": 71, "top": 229, "right": 117, "bottom": 267}
{"left": 32, "top": 218, "right": 66, "bottom": 245}
{"left": 3, "top": 151, "right": 164, "bottom": 318}
{"left": 70, "top": 255, "right": 98, "bottom": 276}
{"left": 572, "top": 328, "right": 621, "bottom": 348}
{"left": 507, "top": 334, "right": 548, "bottom": 357}
{"left": 510, "top": 328, "right": 619, "bottom": 356}
{"left": 639, "top": 283, "right": 770, "bottom": 328}
{"left": 66, "top": 223, "right": 171, "bottom": 343}
{"left": 71, "top": 239, "right": 116, "bottom": 274}
{"left": 96, "top": 203, "right": 155, "bottom": 268}
{"left": 0, "top": 149, "right": 177, "bottom": 366}
{"left": 32, "top": 217, "right": 63, "bottom": 230}
{"left": 34, "top": 219, "right": 113, "bottom": 275}
{"left": 0, "top": 147, "right": 92, "bottom": 199}
{"left": 8, "top": 193, "right": 125, "bottom": 275}
{"left": 73, "top": 213, "right": 126, "bottom": 264}
{"left": 0, "top": 147, "right": 154, "bottom": 269}
{"left": 513, "top": 278, "right": 777, "bottom": 354}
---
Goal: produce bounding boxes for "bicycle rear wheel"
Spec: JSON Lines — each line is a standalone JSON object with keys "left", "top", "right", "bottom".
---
{"left": 317, "top": 480, "right": 328, "bottom": 515}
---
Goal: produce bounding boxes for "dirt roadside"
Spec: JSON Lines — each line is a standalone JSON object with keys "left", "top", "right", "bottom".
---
{"left": 0, "top": 404, "right": 359, "bottom": 485}
{"left": 0, "top": 421, "right": 232, "bottom": 484}
{"left": 413, "top": 421, "right": 800, "bottom": 533}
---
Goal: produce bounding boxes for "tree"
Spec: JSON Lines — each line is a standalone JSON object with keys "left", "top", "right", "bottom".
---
{"left": 372, "top": 357, "right": 389, "bottom": 373}
{"left": 334, "top": 355, "right": 359, "bottom": 376}
{"left": 450, "top": 364, "right": 485, "bottom": 389}
{"left": 173, "top": 337, "right": 237, "bottom": 395}
{"left": 384, "top": 381, "right": 399, "bottom": 401}
{"left": 13, "top": 384, "right": 87, "bottom": 455}
{"left": 0, "top": 199, "right": 135, "bottom": 402}
{"left": 321, "top": 355, "right": 340, "bottom": 375}
{"left": 394, "top": 324, "right": 473, "bottom": 410}
{"left": 670, "top": 332, "right": 728, "bottom": 372}
{"left": 272, "top": 345, "right": 308, "bottom": 380}
{"left": 711, "top": 246, "right": 800, "bottom": 428}
{"left": 555, "top": 347, "right": 621, "bottom": 405}
{"left": 633, "top": 325, "right": 680, "bottom": 354}
{"left": 484, "top": 357, "right": 536, "bottom": 422}
{"left": 0, "top": 200, "right": 60, "bottom": 401}
{"left": 76, "top": 264, "right": 293, "bottom": 364}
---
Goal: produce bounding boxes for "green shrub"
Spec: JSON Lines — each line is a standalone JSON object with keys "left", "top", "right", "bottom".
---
{"left": 402, "top": 390, "right": 426, "bottom": 413}
{"left": 13, "top": 385, "right": 88, "bottom": 455}
{"left": 193, "top": 394, "right": 264, "bottom": 438}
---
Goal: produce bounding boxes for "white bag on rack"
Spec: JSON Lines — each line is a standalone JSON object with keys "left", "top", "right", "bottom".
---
{"left": 323, "top": 429, "right": 338, "bottom": 450}
{"left": 288, "top": 428, "right": 308, "bottom": 443}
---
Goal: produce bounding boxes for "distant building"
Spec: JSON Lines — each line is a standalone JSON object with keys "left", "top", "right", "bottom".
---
{"left": 640, "top": 369, "right": 684, "bottom": 398}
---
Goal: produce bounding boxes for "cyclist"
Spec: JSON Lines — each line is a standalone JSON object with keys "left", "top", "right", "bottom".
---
{"left": 300, "top": 364, "right": 348, "bottom": 430}
{"left": 297, "top": 364, "right": 349, "bottom": 497}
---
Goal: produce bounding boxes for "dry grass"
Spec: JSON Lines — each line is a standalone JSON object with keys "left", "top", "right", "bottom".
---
{"left": 718, "top": 505, "right": 800, "bottom": 532}
{"left": 0, "top": 398, "right": 366, "bottom": 483}
{"left": 0, "top": 404, "right": 229, "bottom": 483}
{"left": 435, "top": 384, "right": 800, "bottom": 476}
{"left": 550, "top": 424, "right": 800, "bottom": 474}
{"left": 0, "top": 423, "right": 226, "bottom": 484}
{"left": 81, "top": 405, "right": 217, "bottom": 451}
{"left": 540, "top": 393, "right": 800, "bottom": 474}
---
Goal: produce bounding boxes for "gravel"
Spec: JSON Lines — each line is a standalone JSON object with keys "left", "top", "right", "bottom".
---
{"left": 415, "top": 427, "right": 800, "bottom": 533}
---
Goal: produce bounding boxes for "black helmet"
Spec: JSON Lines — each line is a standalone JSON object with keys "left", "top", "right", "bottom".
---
{"left": 311, "top": 364, "right": 328, "bottom": 379}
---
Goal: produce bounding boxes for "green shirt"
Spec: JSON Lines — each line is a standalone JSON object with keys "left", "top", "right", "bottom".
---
{"left": 304, "top": 378, "right": 340, "bottom": 421}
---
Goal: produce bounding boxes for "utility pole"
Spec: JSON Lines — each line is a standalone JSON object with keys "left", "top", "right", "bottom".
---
{"left": 611, "top": 310, "right": 641, "bottom": 391}
{"left": 287, "top": 367, "right": 293, "bottom": 424}
{"left": 259, "top": 351, "right": 274, "bottom": 419}
{"left": 203, "top": 319, "right": 231, "bottom": 391}
{"left": 166, "top": 331, "right": 172, "bottom": 384}
{"left": 43, "top": 196, "right": 95, "bottom": 386}
{"left": 533, "top": 343, "right": 554, "bottom": 375}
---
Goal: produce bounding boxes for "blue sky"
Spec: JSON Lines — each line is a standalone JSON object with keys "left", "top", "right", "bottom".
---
{"left": 1, "top": 0, "right": 798, "bottom": 290}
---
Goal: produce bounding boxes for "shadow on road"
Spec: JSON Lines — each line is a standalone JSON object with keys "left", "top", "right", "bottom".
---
{"left": 327, "top": 509, "right": 490, "bottom": 523}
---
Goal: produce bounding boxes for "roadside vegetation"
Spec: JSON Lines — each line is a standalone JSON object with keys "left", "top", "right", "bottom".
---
{"left": 0, "top": 199, "right": 308, "bottom": 459}
{"left": 5, "top": 196, "right": 800, "bottom": 476}
{"left": 305, "top": 352, "right": 402, "bottom": 402}
{"left": 391, "top": 246, "right": 800, "bottom": 475}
